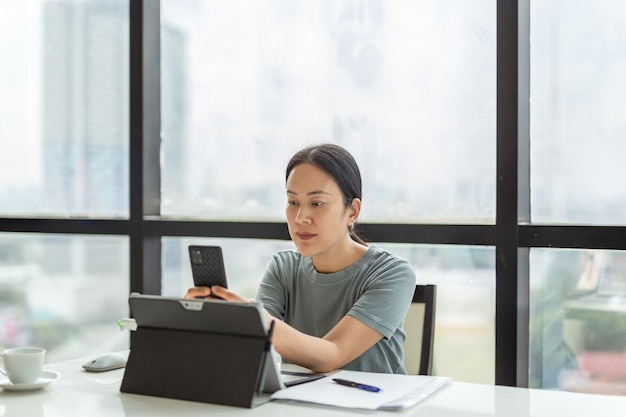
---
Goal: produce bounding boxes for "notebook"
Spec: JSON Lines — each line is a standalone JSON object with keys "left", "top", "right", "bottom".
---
{"left": 271, "top": 370, "right": 452, "bottom": 410}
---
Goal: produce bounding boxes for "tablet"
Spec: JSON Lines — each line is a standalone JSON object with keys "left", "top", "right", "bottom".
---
{"left": 129, "top": 293, "right": 267, "bottom": 337}
{"left": 126, "top": 293, "right": 285, "bottom": 395}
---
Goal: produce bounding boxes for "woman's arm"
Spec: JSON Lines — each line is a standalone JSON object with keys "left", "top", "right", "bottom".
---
{"left": 269, "top": 314, "right": 383, "bottom": 373}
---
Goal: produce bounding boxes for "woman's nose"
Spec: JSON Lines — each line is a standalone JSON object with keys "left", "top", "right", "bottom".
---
{"left": 295, "top": 207, "right": 312, "bottom": 224}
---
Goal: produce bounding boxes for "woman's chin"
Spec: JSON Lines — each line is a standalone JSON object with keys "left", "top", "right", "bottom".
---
{"left": 294, "top": 243, "right": 316, "bottom": 257}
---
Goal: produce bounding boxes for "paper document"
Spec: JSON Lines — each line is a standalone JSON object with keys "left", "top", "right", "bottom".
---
{"left": 271, "top": 370, "right": 451, "bottom": 410}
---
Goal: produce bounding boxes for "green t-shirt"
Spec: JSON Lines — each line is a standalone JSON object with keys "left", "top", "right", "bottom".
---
{"left": 255, "top": 245, "right": 416, "bottom": 374}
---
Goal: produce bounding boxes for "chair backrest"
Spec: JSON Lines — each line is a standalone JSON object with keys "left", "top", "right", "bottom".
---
{"left": 403, "top": 284, "right": 436, "bottom": 375}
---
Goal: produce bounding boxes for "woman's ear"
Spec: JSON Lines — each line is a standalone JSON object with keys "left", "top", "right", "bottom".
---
{"left": 348, "top": 198, "right": 362, "bottom": 226}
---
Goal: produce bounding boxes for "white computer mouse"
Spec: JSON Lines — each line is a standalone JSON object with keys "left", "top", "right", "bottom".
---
{"left": 82, "top": 352, "right": 128, "bottom": 372}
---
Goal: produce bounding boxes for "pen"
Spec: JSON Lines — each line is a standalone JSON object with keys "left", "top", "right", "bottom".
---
{"left": 332, "top": 378, "right": 381, "bottom": 393}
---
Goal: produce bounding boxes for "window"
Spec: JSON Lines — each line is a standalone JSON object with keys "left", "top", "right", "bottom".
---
{"left": 160, "top": 0, "right": 497, "bottom": 384}
{"left": 0, "top": 0, "right": 129, "bottom": 217}
{"left": 161, "top": 0, "right": 496, "bottom": 222}
{"left": 531, "top": 1, "right": 626, "bottom": 224}
{"left": 380, "top": 243, "right": 495, "bottom": 384}
{"left": 528, "top": 1, "right": 626, "bottom": 394}
{"left": 1, "top": 0, "right": 624, "bottom": 395}
{"left": 530, "top": 249, "right": 626, "bottom": 392}
{"left": 0, "top": 0, "right": 129, "bottom": 360}
{"left": 0, "top": 233, "right": 129, "bottom": 361}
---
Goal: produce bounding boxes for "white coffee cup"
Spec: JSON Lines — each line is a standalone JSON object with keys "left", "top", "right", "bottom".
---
{"left": 0, "top": 347, "right": 46, "bottom": 384}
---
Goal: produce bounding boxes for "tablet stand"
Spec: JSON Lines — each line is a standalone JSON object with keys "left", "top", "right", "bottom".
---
{"left": 120, "top": 326, "right": 273, "bottom": 408}
{"left": 120, "top": 327, "right": 270, "bottom": 408}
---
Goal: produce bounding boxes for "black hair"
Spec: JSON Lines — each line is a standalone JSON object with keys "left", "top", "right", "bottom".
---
{"left": 286, "top": 143, "right": 367, "bottom": 245}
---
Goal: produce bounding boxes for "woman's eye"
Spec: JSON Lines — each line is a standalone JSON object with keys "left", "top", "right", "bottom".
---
{"left": 287, "top": 200, "right": 298, "bottom": 206}
{"left": 312, "top": 201, "right": 325, "bottom": 207}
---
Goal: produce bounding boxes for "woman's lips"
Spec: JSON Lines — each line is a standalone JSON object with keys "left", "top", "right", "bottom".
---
{"left": 296, "top": 232, "right": 315, "bottom": 240}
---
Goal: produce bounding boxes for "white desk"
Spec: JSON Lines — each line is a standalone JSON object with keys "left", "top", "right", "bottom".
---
{"left": 1, "top": 356, "right": 626, "bottom": 417}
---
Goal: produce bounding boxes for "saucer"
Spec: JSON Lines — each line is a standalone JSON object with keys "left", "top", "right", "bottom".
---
{"left": 0, "top": 370, "right": 60, "bottom": 391}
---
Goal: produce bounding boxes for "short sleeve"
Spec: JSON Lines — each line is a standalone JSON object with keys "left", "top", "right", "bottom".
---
{"left": 255, "top": 254, "right": 288, "bottom": 320}
{"left": 348, "top": 256, "right": 416, "bottom": 340}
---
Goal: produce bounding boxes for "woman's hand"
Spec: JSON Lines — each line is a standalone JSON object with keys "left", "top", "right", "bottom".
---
{"left": 183, "top": 285, "right": 250, "bottom": 302}
{"left": 210, "top": 286, "right": 249, "bottom": 302}
{"left": 183, "top": 286, "right": 213, "bottom": 299}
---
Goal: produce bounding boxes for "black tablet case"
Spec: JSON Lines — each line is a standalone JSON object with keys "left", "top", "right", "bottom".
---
{"left": 120, "top": 294, "right": 274, "bottom": 408}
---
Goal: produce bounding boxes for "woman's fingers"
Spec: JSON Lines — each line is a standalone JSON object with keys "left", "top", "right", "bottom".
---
{"left": 184, "top": 285, "right": 250, "bottom": 302}
{"left": 210, "top": 285, "right": 247, "bottom": 302}
{"left": 184, "top": 286, "right": 212, "bottom": 299}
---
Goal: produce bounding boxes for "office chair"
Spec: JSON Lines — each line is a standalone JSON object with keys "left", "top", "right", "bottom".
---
{"left": 403, "top": 284, "right": 437, "bottom": 375}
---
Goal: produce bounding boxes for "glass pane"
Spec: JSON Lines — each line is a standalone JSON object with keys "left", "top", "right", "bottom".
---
{"left": 161, "top": 0, "right": 496, "bottom": 222}
{"left": 0, "top": 233, "right": 129, "bottom": 363}
{"left": 0, "top": 0, "right": 129, "bottom": 217}
{"left": 530, "top": 249, "right": 626, "bottom": 395}
{"left": 381, "top": 243, "right": 495, "bottom": 384}
{"left": 163, "top": 238, "right": 495, "bottom": 384}
{"left": 531, "top": 2, "right": 626, "bottom": 224}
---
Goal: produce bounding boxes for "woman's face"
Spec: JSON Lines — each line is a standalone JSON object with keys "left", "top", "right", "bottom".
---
{"left": 285, "top": 162, "right": 356, "bottom": 259}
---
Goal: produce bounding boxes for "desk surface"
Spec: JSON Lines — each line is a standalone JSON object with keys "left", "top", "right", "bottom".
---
{"left": 1, "top": 356, "right": 626, "bottom": 417}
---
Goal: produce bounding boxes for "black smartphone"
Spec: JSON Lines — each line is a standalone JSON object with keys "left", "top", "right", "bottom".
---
{"left": 188, "top": 245, "right": 228, "bottom": 289}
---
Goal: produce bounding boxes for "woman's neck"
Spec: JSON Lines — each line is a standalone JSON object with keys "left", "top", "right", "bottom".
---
{"left": 311, "top": 239, "right": 368, "bottom": 274}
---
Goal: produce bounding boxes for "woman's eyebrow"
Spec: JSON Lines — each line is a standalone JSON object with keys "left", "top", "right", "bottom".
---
{"left": 307, "top": 190, "right": 331, "bottom": 196}
{"left": 286, "top": 189, "right": 331, "bottom": 196}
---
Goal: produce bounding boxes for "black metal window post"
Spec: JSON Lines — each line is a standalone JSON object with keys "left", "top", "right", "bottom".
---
{"left": 129, "top": 0, "right": 161, "bottom": 295}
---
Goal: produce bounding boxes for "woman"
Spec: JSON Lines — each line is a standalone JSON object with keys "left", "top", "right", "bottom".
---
{"left": 185, "top": 144, "right": 416, "bottom": 373}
